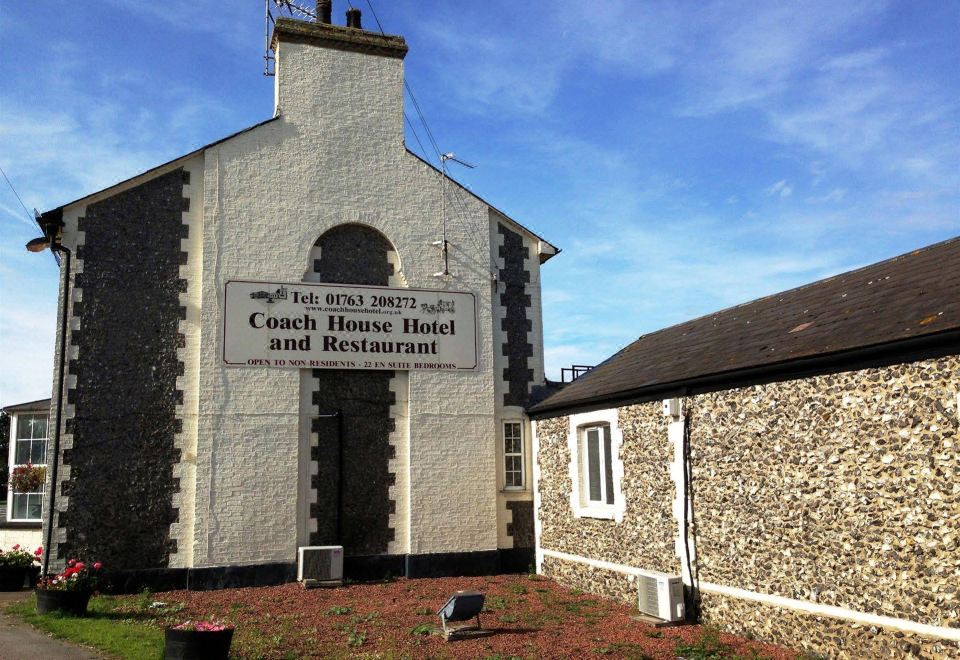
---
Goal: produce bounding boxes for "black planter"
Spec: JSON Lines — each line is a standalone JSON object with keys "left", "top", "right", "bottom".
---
{"left": 0, "top": 567, "right": 30, "bottom": 591}
{"left": 165, "top": 627, "right": 234, "bottom": 660}
{"left": 35, "top": 589, "right": 92, "bottom": 615}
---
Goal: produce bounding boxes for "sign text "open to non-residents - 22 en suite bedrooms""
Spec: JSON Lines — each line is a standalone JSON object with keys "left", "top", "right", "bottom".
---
{"left": 222, "top": 279, "right": 478, "bottom": 371}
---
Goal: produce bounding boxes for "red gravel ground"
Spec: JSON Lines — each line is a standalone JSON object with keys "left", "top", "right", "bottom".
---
{"left": 121, "top": 574, "right": 797, "bottom": 659}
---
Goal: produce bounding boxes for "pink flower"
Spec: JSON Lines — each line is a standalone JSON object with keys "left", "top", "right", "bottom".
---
{"left": 68, "top": 559, "right": 77, "bottom": 567}
{"left": 75, "top": 562, "right": 86, "bottom": 570}
{"left": 93, "top": 562, "right": 102, "bottom": 570}
{"left": 12, "top": 544, "right": 20, "bottom": 551}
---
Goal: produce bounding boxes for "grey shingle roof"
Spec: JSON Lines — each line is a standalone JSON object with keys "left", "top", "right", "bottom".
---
{"left": 530, "top": 237, "right": 960, "bottom": 417}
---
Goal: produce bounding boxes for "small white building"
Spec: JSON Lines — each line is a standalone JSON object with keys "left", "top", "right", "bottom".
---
{"left": 0, "top": 398, "right": 49, "bottom": 551}
{"left": 34, "top": 6, "right": 557, "bottom": 585}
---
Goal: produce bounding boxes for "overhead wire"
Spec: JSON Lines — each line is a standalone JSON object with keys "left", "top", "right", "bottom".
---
{"left": 361, "top": 0, "right": 502, "bottom": 278}
{"left": 1, "top": 164, "right": 36, "bottom": 225}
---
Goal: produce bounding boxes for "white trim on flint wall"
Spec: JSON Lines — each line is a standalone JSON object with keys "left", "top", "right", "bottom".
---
{"left": 567, "top": 410, "right": 625, "bottom": 522}
{"left": 539, "top": 548, "right": 960, "bottom": 643}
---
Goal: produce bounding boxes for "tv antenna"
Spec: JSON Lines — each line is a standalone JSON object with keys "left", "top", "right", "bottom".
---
{"left": 433, "top": 152, "right": 475, "bottom": 278}
{"left": 264, "top": 0, "right": 318, "bottom": 75}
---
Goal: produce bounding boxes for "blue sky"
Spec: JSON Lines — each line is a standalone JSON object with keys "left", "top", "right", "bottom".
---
{"left": 1, "top": 1, "right": 958, "bottom": 404}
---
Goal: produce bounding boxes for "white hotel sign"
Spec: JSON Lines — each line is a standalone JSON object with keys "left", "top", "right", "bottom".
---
{"left": 223, "top": 279, "right": 478, "bottom": 371}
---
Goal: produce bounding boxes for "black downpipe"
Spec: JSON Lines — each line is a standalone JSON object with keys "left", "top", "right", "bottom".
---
{"left": 42, "top": 243, "right": 71, "bottom": 577}
{"left": 681, "top": 411, "right": 701, "bottom": 621}
{"left": 336, "top": 408, "right": 344, "bottom": 545}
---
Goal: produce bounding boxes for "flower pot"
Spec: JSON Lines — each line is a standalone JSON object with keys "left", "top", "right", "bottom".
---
{"left": 165, "top": 627, "right": 234, "bottom": 660}
{"left": 0, "top": 567, "right": 29, "bottom": 591}
{"left": 35, "top": 589, "right": 92, "bottom": 615}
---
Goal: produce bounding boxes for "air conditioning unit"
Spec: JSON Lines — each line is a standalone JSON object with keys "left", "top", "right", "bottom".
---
{"left": 297, "top": 546, "right": 344, "bottom": 587}
{"left": 636, "top": 570, "right": 685, "bottom": 622}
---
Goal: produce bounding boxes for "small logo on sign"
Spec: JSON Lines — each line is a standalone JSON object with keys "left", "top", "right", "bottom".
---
{"left": 421, "top": 299, "right": 455, "bottom": 315}
{"left": 250, "top": 286, "right": 288, "bottom": 303}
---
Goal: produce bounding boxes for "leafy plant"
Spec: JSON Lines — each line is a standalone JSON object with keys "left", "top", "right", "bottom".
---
{"left": 326, "top": 605, "right": 351, "bottom": 615}
{"left": 507, "top": 583, "right": 528, "bottom": 595}
{"left": 10, "top": 464, "right": 45, "bottom": 493}
{"left": 37, "top": 558, "right": 103, "bottom": 592}
{"left": 172, "top": 620, "right": 232, "bottom": 632}
{"left": 410, "top": 623, "right": 432, "bottom": 636}
{"left": 136, "top": 588, "right": 153, "bottom": 612}
{"left": 0, "top": 544, "right": 41, "bottom": 568}
{"left": 346, "top": 628, "right": 366, "bottom": 647}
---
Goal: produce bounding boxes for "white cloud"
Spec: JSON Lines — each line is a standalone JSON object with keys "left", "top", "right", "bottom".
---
{"left": 766, "top": 180, "right": 793, "bottom": 198}
{"left": 807, "top": 188, "right": 847, "bottom": 204}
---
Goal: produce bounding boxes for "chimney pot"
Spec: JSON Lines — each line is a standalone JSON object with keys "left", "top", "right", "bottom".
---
{"left": 316, "top": 0, "right": 332, "bottom": 24}
{"left": 346, "top": 7, "right": 362, "bottom": 29}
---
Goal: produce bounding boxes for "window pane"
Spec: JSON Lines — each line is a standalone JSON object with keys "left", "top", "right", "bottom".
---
{"left": 603, "top": 425, "right": 615, "bottom": 505}
{"left": 15, "top": 440, "right": 32, "bottom": 465}
{"left": 27, "top": 495, "right": 42, "bottom": 520}
{"left": 505, "top": 437, "right": 519, "bottom": 454}
{"left": 30, "top": 439, "right": 47, "bottom": 464}
{"left": 13, "top": 495, "right": 28, "bottom": 519}
{"left": 587, "top": 429, "right": 601, "bottom": 502}
{"left": 31, "top": 416, "right": 48, "bottom": 439}
{"left": 16, "top": 415, "right": 39, "bottom": 440}
{"left": 506, "top": 471, "right": 521, "bottom": 488}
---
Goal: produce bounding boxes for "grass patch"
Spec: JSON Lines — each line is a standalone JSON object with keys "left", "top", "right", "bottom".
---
{"left": 483, "top": 595, "right": 509, "bottom": 611}
{"left": 326, "top": 605, "right": 352, "bottom": 615}
{"left": 594, "top": 642, "right": 652, "bottom": 659}
{"left": 7, "top": 596, "right": 164, "bottom": 660}
{"left": 675, "top": 626, "right": 770, "bottom": 659}
{"left": 506, "top": 583, "right": 528, "bottom": 595}
{"left": 410, "top": 623, "right": 433, "bottom": 636}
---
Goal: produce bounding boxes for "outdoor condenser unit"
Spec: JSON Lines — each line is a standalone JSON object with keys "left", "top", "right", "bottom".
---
{"left": 297, "top": 546, "right": 344, "bottom": 587}
{"left": 636, "top": 570, "right": 685, "bottom": 622}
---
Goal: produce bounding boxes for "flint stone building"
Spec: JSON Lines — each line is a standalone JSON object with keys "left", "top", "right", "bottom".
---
{"left": 37, "top": 9, "right": 557, "bottom": 584}
{"left": 529, "top": 238, "right": 960, "bottom": 658}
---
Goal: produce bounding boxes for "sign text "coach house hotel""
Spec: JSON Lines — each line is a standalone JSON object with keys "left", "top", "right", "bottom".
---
{"left": 222, "top": 280, "right": 478, "bottom": 371}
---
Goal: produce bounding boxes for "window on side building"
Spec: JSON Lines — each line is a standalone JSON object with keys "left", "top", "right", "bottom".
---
{"left": 579, "top": 423, "right": 614, "bottom": 506}
{"left": 10, "top": 413, "right": 48, "bottom": 521}
{"left": 503, "top": 421, "right": 524, "bottom": 490}
{"left": 567, "top": 409, "right": 624, "bottom": 521}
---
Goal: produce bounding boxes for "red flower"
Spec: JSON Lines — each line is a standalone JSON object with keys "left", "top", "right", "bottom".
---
{"left": 35, "top": 547, "right": 43, "bottom": 557}
{"left": 75, "top": 562, "right": 86, "bottom": 570}
{"left": 12, "top": 544, "right": 20, "bottom": 551}
{"left": 93, "top": 562, "right": 102, "bottom": 570}
{"left": 68, "top": 559, "right": 77, "bottom": 567}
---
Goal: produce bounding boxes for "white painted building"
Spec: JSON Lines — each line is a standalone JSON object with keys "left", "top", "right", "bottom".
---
{"left": 0, "top": 399, "right": 49, "bottom": 551}
{"left": 34, "top": 7, "right": 556, "bottom": 583}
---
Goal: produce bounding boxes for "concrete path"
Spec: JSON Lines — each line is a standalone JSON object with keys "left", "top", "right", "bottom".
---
{"left": 0, "top": 592, "right": 101, "bottom": 659}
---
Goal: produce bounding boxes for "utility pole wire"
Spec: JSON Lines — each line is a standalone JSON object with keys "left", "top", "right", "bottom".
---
{"left": 0, "top": 164, "right": 36, "bottom": 225}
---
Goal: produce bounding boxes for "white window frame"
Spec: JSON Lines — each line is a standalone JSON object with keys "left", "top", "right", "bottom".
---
{"left": 567, "top": 409, "right": 625, "bottom": 521}
{"left": 502, "top": 420, "right": 525, "bottom": 491}
{"left": 8, "top": 412, "right": 48, "bottom": 523}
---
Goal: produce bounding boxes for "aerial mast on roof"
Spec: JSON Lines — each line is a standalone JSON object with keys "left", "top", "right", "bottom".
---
{"left": 433, "top": 153, "right": 475, "bottom": 278}
{"left": 264, "top": 0, "right": 321, "bottom": 76}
